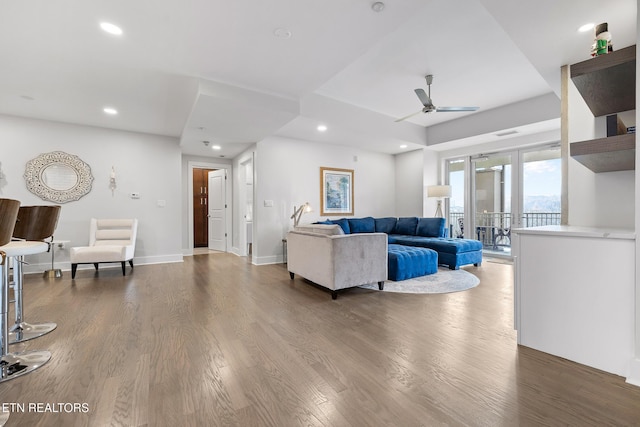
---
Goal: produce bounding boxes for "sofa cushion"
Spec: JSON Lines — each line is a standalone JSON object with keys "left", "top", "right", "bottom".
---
{"left": 393, "top": 217, "right": 418, "bottom": 236}
{"left": 348, "top": 217, "right": 375, "bottom": 233}
{"left": 416, "top": 217, "right": 446, "bottom": 238}
{"left": 374, "top": 217, "right": 397, "bottom": 234}
{"left": 330, "top": 218, "right": 351, "bottom": 234}
{"left": 387, "top": 244, "right": 438, "bottom": 281}
{"left": 71, "top": 245, "right": 131, "bottom": 263}
{"left": 388, "top": 236, "right": 482, "bottom": 254}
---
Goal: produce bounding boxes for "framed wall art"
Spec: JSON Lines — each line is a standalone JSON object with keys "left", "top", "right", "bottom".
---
{"left": 320, "top": 167, "right": 354, "bottom": 216}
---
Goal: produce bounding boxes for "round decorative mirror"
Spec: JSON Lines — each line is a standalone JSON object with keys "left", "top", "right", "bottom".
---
{"left": 24, "top": 151, "right": 93, "bottom": 203}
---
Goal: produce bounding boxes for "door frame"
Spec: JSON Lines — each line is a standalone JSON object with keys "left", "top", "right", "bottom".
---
{"left": 186, "top": 161, "right": 232, "bottom": 255}
{"left": 238, "top": 156, "right": 253, "bottom": 257}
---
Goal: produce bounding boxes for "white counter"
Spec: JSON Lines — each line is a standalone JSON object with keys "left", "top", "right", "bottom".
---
{"left": 512, "top": 226, "right": 635, "bottom": 377}
{"left": 513, "top": 225, "right": 635, "bottom": 240}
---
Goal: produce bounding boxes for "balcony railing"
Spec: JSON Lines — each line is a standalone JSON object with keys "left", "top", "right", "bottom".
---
{"left": 521, "top": 212, "right": 561, "bottom": 227}
{"left": 448, "top": 212, "right": 561, "bottom": 250}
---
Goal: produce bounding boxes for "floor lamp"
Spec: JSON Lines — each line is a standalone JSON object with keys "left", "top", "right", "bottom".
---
{"left": 427, "top": 185, "right": 451, "bottom": 218}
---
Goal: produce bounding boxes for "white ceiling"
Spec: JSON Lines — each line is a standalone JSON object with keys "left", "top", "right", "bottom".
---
{"left": 0, "top": 0, "right": 636, "bottom": 158}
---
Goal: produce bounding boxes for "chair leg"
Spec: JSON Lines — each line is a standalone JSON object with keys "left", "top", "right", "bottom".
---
{"left": 71, "top": 264, "right": 77, "bottom": 279}
{"left": 128, "top": 260, "right": 134, "bottom": 269}
{"left": 121, "top": 261, "right": 126, "bottom": 276}
{"left": 93, "top": 263, "right": 99, "bottom": 271}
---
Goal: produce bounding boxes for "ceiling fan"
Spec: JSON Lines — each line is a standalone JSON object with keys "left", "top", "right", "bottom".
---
{"left": 395, "top": 74, "right": 479, "bottom": 122}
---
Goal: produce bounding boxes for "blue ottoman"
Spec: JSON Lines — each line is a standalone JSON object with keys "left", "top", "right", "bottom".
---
{"left": 387, "top": 244, "right": 438, "bottom": 281}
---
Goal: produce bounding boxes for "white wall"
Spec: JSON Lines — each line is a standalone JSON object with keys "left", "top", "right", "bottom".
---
{"left": 254, "top": 137, "right": 396, "bottom": 264}
{"left": 422, "top": 149, "right": 439, "bottom": 216}
{"left": 0, "top": 114, "right": 183, "bottom": 272}
{"left": 394, "top": 149, "right": 425, "bottom": 216}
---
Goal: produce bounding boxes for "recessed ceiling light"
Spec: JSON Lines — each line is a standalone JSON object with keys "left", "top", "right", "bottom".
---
{"left": 103, "top": 107, "right": 118, "bottom": 115}
{"left": 273, "top": 28, "right": 292, "bottom": 38}
{"left": 578, "top": 23, "right": 595, "bottom": 32}
{"left": 372, "top": 2, "right": 385, "bottom": 12}
{"left": 400, "top": 144, "right": 408, "bottom": 149}
{"left": 317, "top": 124, "right": 328, "bottom": 132}
{"left": 212, "top": 145, "right": 222, "bottom": 150}
{"left": 100, "top": 22, "right": 123, "bottom": 36}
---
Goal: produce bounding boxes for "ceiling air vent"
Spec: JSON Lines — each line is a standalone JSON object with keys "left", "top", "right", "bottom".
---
{"left": 495, "top": 130, "right": 518, "bottom": 137}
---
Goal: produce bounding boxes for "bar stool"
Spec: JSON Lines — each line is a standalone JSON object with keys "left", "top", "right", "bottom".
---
{"left": 0, "top": 199, "right": 51, "bottom": 384}
{"left": 9, "top": 205, "right": 60, "bottom": 344}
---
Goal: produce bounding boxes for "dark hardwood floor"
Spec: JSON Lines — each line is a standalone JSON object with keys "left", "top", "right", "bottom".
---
{"left": 1, "top": 254, "right": 640, "bottom": 426}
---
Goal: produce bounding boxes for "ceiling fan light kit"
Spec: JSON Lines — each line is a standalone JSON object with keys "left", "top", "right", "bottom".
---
{"left": 395, "top": 74, "right": 479, "bottom": 122}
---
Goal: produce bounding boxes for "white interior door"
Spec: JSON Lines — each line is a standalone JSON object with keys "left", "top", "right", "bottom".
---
{"left": 208, "top": 169, "right": 226, "bottom": 251}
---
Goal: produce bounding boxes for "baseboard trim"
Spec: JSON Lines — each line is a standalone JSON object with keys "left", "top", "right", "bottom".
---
{"left": 254, "top": 255, "right": 284, "bottom": 265}
{"left": 23, "top": 254, "right": 184, "bottom": 274}
{"left": 626, "top": 358, "right": 640, "bottom": 387}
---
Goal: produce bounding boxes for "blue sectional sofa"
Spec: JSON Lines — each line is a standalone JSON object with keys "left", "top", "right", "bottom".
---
{"left": 319, "top": 216, "right": 482, "bottom": 270}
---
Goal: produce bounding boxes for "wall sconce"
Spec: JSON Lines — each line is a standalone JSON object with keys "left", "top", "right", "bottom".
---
{"left": 427, "top": 185, "right": 451, "bottom": 218}
{"left": 109, "top": 166, "right": 116, "bottom": 196}
{"left": 291, "top": 202, "right": 312, "bottom": 227}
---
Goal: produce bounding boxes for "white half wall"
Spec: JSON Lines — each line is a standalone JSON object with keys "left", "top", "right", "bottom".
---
{"left": 254, "top": 137, "right": 396, "bottom": 264}
{"left": 0, "top": 114, "right": 184, "bottom": 272}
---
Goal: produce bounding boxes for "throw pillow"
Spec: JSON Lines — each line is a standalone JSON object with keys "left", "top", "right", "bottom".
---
{"left": 416, "top": 217, "right": 446, "bottom": 238}
{"left": 374, "top": 217, "right": 397, "bottom": 234}
{"left": 313, "top": 220, "right": 333, "bottom": 225}
{"left": 393, "top": 217, "right": 418, "bottom": 235}
{"left": 330, "top": 218, "right": 351, "bottom": 234}
{"left": 348, "top": 217, "right": 375, "bottom": 233}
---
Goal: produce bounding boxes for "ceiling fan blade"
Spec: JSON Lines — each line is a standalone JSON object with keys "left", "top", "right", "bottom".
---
{"left": 394, "top": 109, "right": 423, "bottom": 122}
{"left": 414, "top": 88, "right": 433, "bottom": 107}
{"left": 435, "top": 106, "right": 479, "bottom": 112}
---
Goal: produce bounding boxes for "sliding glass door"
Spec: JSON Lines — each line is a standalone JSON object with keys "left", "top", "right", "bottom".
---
{"left": 446, "top": 144, "right": 561, "bottom": 257}
{"left": 472, "top": 152, "right": 515, "bottom": 255}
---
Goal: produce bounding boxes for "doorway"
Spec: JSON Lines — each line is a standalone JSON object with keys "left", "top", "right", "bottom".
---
{"left": 193, "top": 168, "right": 215, "bottom": 247}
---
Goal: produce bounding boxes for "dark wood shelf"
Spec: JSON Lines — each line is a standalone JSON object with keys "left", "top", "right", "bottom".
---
{"left": 570, "top": 133, "right": 635, "bottom": 173}
{"left": 570, "top": 45, "right": 636, "bottom": 117}
{"left": 569, "top": 45, "right": 636, "bottom": 172}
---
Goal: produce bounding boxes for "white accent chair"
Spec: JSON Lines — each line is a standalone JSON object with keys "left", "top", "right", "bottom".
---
{"left": 70, "top": 219, "right": 138, "bottom": 279}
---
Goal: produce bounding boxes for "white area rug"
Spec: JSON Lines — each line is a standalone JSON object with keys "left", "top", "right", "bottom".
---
{"left": 360, "top": 267, "right": 480, "bottom": 294}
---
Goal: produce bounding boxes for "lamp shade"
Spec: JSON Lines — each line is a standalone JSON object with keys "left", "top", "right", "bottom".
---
{"left": 427, "top": 185, "right": 452, "bottom": 198}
